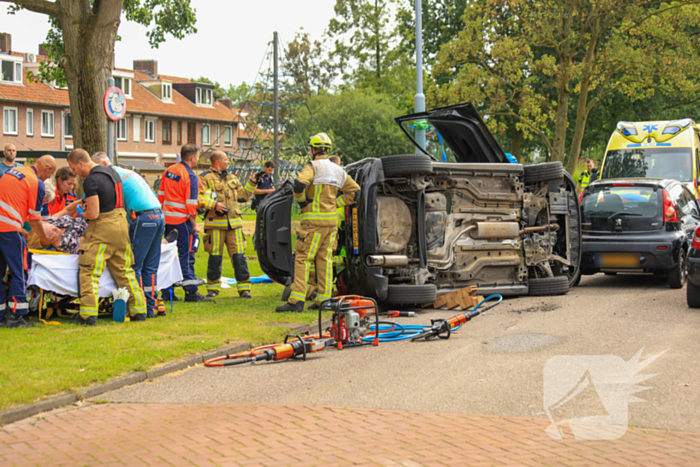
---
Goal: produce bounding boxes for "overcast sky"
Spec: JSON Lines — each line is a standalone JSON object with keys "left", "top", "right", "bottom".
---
{"left": 1, "top": 0, "right": 336, "bottom": 88}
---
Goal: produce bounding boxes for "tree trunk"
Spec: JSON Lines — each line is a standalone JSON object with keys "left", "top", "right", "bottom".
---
{"left": 551, "top": 80, "right": 570, "bottom": 163}
{"left": 511, "top": 129, "right": 521, "bottom": 161}
{"left": 58, "top": 0, "right": 124, "bottom": 156}
{"left": 566, "top": 18, "right": 601, "bottom": 176}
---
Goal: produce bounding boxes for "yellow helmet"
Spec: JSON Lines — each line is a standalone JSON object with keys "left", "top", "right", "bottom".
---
{"left": 309, "top": 132, "right": 332, "bottom": 150}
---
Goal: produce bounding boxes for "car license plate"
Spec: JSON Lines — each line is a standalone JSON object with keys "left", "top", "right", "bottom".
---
{"left": 596, "top": 253, "right": 640, "bottom": 268}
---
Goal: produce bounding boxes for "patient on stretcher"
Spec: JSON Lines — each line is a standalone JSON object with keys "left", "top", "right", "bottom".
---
{"left": 25, "top": 180, "right": 87, "bottom": 254}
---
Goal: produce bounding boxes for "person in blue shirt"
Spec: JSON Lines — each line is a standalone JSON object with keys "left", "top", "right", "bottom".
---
{"left": 505, "top": 152, "right": 518, "bottom": 164}
{"left": 92, "top": 152, "right": 165, "bottom": 318}
{"left": 0, "top": 144, "right": 23, "bottom": 178}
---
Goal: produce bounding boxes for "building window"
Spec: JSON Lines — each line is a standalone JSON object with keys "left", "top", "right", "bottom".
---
{"left": 114, "top": 77, "right": 131, "bottom": 97}
{"left": 41, "top": 110, "right": 54, "bottom": 137}
{"left": 1, "top": 59, "right": 22, "bottom": 83}
{"left": 224, "top": 126, "right": 232, "bottom": 146}
{"left": 187, "top": 122, "right": 196, "bottom": 144}
{"left": 177, "top": 122, "right": 182, "bottom": 145}
{"left": 26, "top": 109, "right": 33, "bottom": 136}
{"left": 162, "top": 120, "right": 172, "bottom": 144}
{"left": 117, "top": 118, "right": 127, "bottom": 141}
{"left": 3, "top": 107, "right": 18, "bottom": 135}
{"left": 202, "top": 124, "right": 210, "bottom": 146}
{"left": 195, "top": 88, "right": 213, "bottom": 105}
{"left": 162, "top": 83, "right": 172, "bottom": 101}
{"left": 64, "top": 113, "right": 72, "bottom": 138}
{"left": 145, "top": 119, "right": 155, "bottom": 142}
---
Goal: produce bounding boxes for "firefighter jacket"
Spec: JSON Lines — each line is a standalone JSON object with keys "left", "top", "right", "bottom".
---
{"left": 199, "top": 169, "right": 255, "bottom": 230}
{"left": 158, "top": 161, "right": 199, "bottom": 225}
{"left": 0, "top": 166, "right": 45, "bottom": 232}
{"left": 294, "top": 155, "right": 360, "bottom": 229}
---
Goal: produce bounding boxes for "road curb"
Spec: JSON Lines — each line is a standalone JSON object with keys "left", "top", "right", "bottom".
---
{"left": 0, "top": 342, "right": 252, "bottom": 426}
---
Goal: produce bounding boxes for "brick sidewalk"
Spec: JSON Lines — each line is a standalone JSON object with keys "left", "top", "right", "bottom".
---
{"left": 1, "top": 403, "right": 699, "bottom": 466}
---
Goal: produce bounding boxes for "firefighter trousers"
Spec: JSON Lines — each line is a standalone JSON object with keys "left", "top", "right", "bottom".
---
{"left": 289, "top": 226, "right": 336, "bottom": 305}
{"left": 78, "top": 210, "right": 147, "bottom": 317}
{"left": 204, "top": 228, "right": 250, "bottom": 294}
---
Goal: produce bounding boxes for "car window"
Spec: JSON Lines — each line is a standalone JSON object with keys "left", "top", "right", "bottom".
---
{"left": 669, "top": 184, "right": 684, "bottom": 203}
{"left": 680, "top": 187, "right": 699, "bottom": 217}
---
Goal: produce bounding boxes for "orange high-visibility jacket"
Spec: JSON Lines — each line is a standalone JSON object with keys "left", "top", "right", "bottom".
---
{"left": 158, "top": 161, "right": 199, "bottom": 225}
{"left": 0, "top": 166, "right": 44, "bottom": 232}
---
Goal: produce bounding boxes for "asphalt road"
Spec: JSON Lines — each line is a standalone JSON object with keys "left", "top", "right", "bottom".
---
{"left": 96, "top": 273, "right": 700, "bottom": 432}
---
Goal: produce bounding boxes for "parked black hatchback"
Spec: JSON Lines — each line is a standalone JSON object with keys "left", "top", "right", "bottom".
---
{"left": 580, "top": 178, "right": 700, "bottom": 288}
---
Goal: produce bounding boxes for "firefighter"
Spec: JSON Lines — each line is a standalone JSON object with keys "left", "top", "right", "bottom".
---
{"left": 158, "top": 144, "right": 211, "bottom": 302}
{"left": 276, "top": 133, "right": 360, "bottom": 313}
{"left": 67, "top": 149, "right": 148, "bottom": 325}
{"left": 0, "top": 155, "right": 58, "bottom": 328}
{"left": 92, "top": 152, "right": 165, "bottom": 318}
{"left": 199, "top": 151, "right": 256, "bottom": 299}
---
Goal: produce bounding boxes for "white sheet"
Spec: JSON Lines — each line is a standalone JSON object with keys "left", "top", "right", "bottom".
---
{"left": 27, "top": 242, "right": 183, "bottom": 298}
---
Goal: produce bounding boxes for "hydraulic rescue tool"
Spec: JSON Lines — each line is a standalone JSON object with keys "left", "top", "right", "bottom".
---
{"left": 204, "top": 334, "right": 335, "bottom": 367}
{"left": 410, "top": 294, "right": 503, "bottom": 341}
{"left": 317, "top": 295, "right": 380, "bottom": 349}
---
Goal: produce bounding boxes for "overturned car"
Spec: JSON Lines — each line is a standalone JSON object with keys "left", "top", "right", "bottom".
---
{"left": 255, "top": 103, "right": 581, "bottom": 305}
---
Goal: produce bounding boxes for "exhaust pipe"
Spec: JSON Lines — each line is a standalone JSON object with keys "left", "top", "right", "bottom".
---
{"left": 366, "top": 255, "right": 410, "bottom": 267}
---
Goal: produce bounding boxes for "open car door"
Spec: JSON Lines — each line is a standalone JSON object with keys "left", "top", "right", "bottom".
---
{"left": 396, "top": 103, "right": 508, "bottom": 164}
{"left": 254, "top": 181, "right": 294, "bottom": 285}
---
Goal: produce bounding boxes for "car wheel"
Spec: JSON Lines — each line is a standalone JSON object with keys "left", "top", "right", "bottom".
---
{"left": 528, "top": 276, "right": 570, "bottom": 296}
{"left": 385, "top": 284, "right": 437, "bottom": 305}
{"left": 381, "top": 154, "right": 433, "bottom": 177}
{"left": 687, "top": 281, "right": 700, "bottom": 308}
{"left": 668, "top": 249, "right": 687, "bottom": 289}
{"left": 523, "top": 161, "right": 564, "bottom": 184}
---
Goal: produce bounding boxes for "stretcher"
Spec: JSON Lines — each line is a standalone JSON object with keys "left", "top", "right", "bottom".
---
{"left": 26, "top": 242, "right": 183, "bottom": 318}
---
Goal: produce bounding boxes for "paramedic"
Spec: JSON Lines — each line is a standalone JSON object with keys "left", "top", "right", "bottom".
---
{"left": 42, "top": 166, "right": 79, "bottom": 217}
{"left": 68, "top": 149, "right": 147, "bottom": 325}
{"left": 199, "top": 151, "right": 255, "bottom": 299}
{"left": 276, "top": 133, "right": 360, "bottom": 313}
{"left": 158, "top": 144, "right": 211, "bottom": 302}
{"left": 92, "top": 152, "right": 165, "bottom": 318}
{"left": 0, "top": 155, "right": 58, "bottom": 328}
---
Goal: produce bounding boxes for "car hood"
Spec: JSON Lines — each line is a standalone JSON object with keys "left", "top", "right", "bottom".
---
{"left": 396, "top": 103, "right": 507, "bottom": 163}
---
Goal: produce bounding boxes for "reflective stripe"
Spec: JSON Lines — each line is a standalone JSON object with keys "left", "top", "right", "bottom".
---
{"left": 0, "top": 200, "right": 23, "bottom": 223}
{"left": 290, "top": 291, "right": 306, "bottom": 302}
{"left": 163, "top": 211, "right": 188, "bottom": 218}
{"left": 91, "top": 243, "right": 107, "bottom": 305}
{"left": 181, "top": 279, "right": 202, "bottom": 286}
{"left": 164, "top": 200, "right": 186, "bottom": 209}
{"left": 336, "top": 197, "right": 346, "bottom": 208}
{"left": 235, "top": 227, "right": 245, "bottom": 253}
{"left": 207, "top": 284, "right": 221, "bottom": 291}
{"left": 124, "top": 243, "right": 145, "bottom": 311}
{"left": 28, "top": 209, "right": 41, "bottom": 216}
{"left": 300, "top": 212, "right": 338, "bottom": 220}
{"left": 324, "top": 231, "right": 336, "bottom": 299}
{"left": 212, "top": 229, "right": 221, "bottom": 256}
{"left": 12, "top": 302, "right": 28, "bottom": 310}
{"left": 0, "top": 304, "right": 4, "bottom": 310}
{"left": 237, "top": 283, "right": 251, "bottom": 291}
{"left": 158, "top": 191, "right": 164, "bottom": 196}
{"left": 294, "top": 192, "right": 306, "bottom": 202}
{"left": 186, "top": 199, "right": 198, "bottom": 205}
{"left": 0, "top": 215, "right": 22, "bottom": 229}
{"left": 245, "top": 180, "right": 256, "bottom": 193}
{"left": 313, "top": 185, "right": 321, "bottom": 212}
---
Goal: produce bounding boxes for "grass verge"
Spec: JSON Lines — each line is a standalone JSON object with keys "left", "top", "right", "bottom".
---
{"left": 0, "top": 235, "right": 324, "bottom": 412}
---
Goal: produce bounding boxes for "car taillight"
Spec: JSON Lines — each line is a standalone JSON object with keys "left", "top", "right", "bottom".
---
{"left": 662, "top": 189, "right": 679, "bottom": 222}
{"left": 694, "top": 226, "right": 700, "bottom": 250}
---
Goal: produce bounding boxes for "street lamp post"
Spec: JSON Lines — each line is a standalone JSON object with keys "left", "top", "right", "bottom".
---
{"left": 414, "top": 0, "right": 426, "bottom": 154}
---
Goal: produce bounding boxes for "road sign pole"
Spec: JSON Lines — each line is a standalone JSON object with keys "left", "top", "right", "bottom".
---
{"left": 107, "top": 77, "right": 115, "bottom": 164}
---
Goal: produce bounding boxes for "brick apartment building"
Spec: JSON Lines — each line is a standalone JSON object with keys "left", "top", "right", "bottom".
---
{"left": 0, "top": 33, "right": 249, "bottom": 168}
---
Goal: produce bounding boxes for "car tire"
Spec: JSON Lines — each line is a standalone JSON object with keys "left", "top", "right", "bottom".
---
{"left": 528, "top": 276, "right": 570, "bottom": 296}
{"left": 687, "top": 281, "right": 700, "bottom": 308}
{"left": 381, "top": 154, "right": 433, "bottom": 177}
{"left": 523, "top": 161, "right": 564, "bottom": 184}
{"left": 385, "top": 284, "right": 437, "bottom": 305}
{"left": 668, "top": 249, "right": 687, "bottom": 289}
